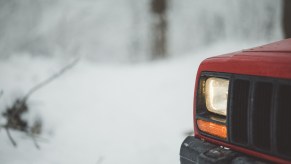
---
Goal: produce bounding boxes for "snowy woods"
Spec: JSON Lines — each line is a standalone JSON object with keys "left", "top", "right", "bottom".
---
{"left": 0, "top": 0, "right": 283, "bottom": 62}
{"left": 0, "top": 0, "right": 288, "bottom": 164}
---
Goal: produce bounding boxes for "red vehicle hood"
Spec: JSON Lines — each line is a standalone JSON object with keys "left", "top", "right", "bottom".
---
{"left": 199, "top": 38, "right": 291, "bottom": 80}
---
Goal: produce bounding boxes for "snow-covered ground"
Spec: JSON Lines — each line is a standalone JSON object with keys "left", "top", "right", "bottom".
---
{"left": 0, "top": 0, "right": 283, "bottom": 163}
{"left": 0, "top": 41, "right": 271, "bottom": 164}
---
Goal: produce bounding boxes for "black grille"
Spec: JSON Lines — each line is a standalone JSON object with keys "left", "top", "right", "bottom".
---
{"left": 229, "top": 76, "right": 291, "bottom": 160}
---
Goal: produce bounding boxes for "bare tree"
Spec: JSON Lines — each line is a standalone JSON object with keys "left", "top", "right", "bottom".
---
{"left": 150, "top": 0, "right": 168, "bottom": 59}
{"left": 283, "top": 0, "right": 291, "bottom": 38}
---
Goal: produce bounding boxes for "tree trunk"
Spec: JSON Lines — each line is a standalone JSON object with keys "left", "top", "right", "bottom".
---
{"left": 150, "top": 0, "right": 167, "bottom": 59}
{"left": 283, "top": 0, "right": 291, "bottom": 38}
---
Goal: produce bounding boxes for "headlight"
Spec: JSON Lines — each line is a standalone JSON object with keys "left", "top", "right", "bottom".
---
{"left": 205, "top": 77, "right": 229, "bottom": 116}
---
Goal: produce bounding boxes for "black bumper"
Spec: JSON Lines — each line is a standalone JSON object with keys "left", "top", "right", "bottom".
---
{"left": 180, "top": 136, "right": 268, "bottom": 164}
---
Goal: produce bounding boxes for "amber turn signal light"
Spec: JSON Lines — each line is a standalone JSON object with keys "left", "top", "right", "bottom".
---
{"left": 197, "top": 119, "right": 227, "bottom": 139}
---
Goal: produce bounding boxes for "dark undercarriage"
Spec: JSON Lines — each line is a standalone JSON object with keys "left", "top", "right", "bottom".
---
{"left": 180, "top": 136, "right": 268, "bottom": 164}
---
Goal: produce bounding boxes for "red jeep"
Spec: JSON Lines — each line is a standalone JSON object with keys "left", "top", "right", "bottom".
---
{"left": 180, "top": 39, "right": 291, "bottom": 164}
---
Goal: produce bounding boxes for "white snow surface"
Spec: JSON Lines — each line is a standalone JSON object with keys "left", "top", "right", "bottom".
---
{"left": 0, "top": 41, "right": 277, "bottom": 164}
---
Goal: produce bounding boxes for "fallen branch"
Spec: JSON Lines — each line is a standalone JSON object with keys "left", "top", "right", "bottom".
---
{"left": 23, "top": 57, "right": 80, "bottom": 103}
{"left": 26, "top": 131, "right": 40, "bottom": 150}
{"left": 1, "top": 57, "right": 80, "bottom": 149}
{"left": 5, "top": 127, "right": 17, "bottom": 147}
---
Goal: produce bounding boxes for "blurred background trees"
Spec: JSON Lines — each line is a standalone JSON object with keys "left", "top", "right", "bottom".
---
{"left": 0, "top": 0, "right": 287, "bottom": 62}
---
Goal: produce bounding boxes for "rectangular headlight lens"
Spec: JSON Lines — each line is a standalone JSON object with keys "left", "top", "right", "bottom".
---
{"left": 205, "top": 77, "right": 229, "bottom": 116}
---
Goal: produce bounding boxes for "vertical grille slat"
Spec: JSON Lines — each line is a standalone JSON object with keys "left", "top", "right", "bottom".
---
{"left": 252, "top": 82, "right": 273, "bottom": 150}
{"left": 230, "top": 79, "right": 250, "bottom": 145}
{"left": 277, "top": 85, "right": 291, "bottom": 157}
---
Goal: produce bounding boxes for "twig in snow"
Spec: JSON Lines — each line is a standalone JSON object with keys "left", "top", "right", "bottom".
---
{"left": 5, "top": 127, "right": 17, "bottom": 147}
{"left": 22, "top": 57, "right": 80, "bottom": 103}
{"left": 27, "top": 132, "right": 40, "bottom": 150}
{"left": 1, "top": 57, "right": 80, "bottom": 149}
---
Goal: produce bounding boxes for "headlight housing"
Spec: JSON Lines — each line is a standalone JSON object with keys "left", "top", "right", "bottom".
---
{"left": 195, "top": 73, "right": 230, "bottom": 140}
{"left": 205, "top": 77, "right": 229, "bottom": 116}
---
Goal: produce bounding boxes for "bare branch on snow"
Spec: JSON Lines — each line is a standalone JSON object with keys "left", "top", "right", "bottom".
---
{"left": 0, "top": 57, "right": 80, "bottom": 149}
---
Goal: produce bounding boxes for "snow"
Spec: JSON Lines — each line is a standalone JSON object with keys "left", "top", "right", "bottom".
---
{"left": 0, "top": 41, "right": 269, "bottom": 164}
